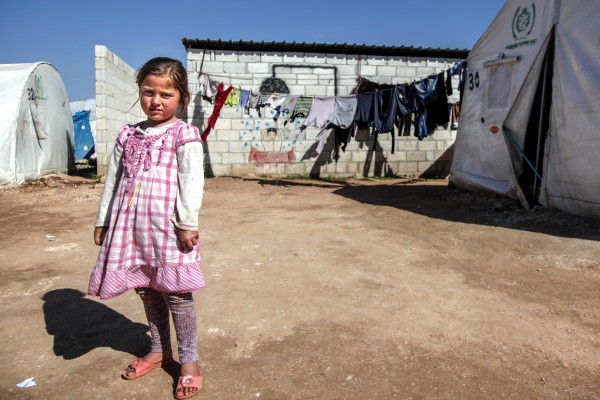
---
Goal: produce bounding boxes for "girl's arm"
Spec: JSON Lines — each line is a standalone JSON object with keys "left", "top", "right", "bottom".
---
{"left": 94, "top": 142, "right": 124, "bottom": 228}
{"left": 178, "top": 229, "right": 199, "bottom": 251}
{"left": 93, "top": 226, "right": 108, "bottom": 246}
{"left": 171, "top": 140, "right": 205, "bottom": 234}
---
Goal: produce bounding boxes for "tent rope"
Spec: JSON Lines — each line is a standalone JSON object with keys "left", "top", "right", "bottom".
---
{"left": 503, "top": 127, "right": 543, "bottom": 181}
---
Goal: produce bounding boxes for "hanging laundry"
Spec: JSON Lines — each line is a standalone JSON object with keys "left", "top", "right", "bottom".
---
{"left": 278, "top": 95, "right": 300, "bottom": 119}
{"left": 199, "top": 74, "right": 219, "bottom": 103}
{"left": 257, "top": 93, "right": 272, "bottom": 108}
{"left": 412, "top": 77, "right": 434, "bottom": 139}
{"left": 411, "top": 80, "right": 430, "bottom": 139}
{"left": 202, "top": 82, "right": 233, "bottom": 142}
{"left": 449, "top": 61, "right": 464, "bottom": 80}
{"left": 412, "top": 72, "right": 450, "bottom": 140}
{"left": 427, "top": 72, "right": 450, "bottom": 133}
{"left": 330, "top": 95, "right": 358, "bottom": 155}
{"left": 353, "top": 87, "right": 398, "bottom": 153}
{"left": 449, "top": 61, "right": 467, "bottom": 102}
{"left": 374, "top": 86, "right": 399, "bottom": 133}
{"left": 238, "top": 89, "right": 251, "bottom": 111}
{"left": 354, "top": 92, "right": 376, "bottom": 127}
{"left": 396, "top": 85, "right": 413, "bottom": 137}
{"left": 254, "top": 93, "right": 272, "bottom": 117}
{"left": 373, "top": 86, "right": 399, "bottom": 153}
{"left": 268, "top": 93, "right": 291, "bottom": 121}
{"left": 353, "top": 91, "right": 381, "bottom": 152}
{"left": 302, "top": 96, "right": 335, "bottom": 129}
{"left": 224, "top": 87, "right": 241, "bottom": 106}
{"left": 445, "top": 69, "right": 453, "bottom": 97}
{"left": 300, "top": 96, "right": 335, "bottom": 154}
{"left": 351, "top": 77, "right": 379, "bottom": 94}
{"left": 268, "top": 93, "right": 287, "bottom": 110}
{"left": 290, "top": 96, "right": 313, "bottom": 122}
{"left": 248, "top": 91, "right": 260, "bottom": 109}
{"left": 330, "top": 95, "right": 358, "bottom": 129}
{"left": 289, "top": 96, "right": 322, "bottom": 151}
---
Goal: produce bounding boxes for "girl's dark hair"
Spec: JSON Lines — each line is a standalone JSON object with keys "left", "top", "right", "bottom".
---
{"left": 136, "top": 57, "right": 190, "bottom": 116}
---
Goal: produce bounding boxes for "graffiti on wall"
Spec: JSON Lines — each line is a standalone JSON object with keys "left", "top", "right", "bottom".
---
{"left": 259, "top": 77, "right": 290, "bottom": 95}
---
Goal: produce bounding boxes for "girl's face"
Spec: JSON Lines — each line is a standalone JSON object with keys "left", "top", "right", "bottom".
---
{"left": 139, "top": 74, "right": 182, "bottom": 127}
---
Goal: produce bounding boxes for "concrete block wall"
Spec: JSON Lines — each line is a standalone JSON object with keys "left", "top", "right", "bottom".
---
{"left": 93, "top": 46, "right": 461, "bottom": 178}
{"left": 94, "top": 45, "right": 143, "bottom": 175}
{"left": 187, "top": 48, "right": 461, "bottom": 178}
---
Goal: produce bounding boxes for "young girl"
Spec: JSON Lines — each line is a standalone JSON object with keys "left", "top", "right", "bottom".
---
{"left": 88, "top": 57, "right": 205, "bottom": 399}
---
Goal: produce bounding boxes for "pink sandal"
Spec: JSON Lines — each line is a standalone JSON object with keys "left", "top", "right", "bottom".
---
{"left": 122, "top": 357, "right": 174, "bottom": 380}
{"left": 175, "top": 375, "right": 203, "bottom": 399}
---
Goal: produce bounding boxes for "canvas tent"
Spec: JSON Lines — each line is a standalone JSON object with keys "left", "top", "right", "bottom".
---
{"left": 0, "top": 62, "right": 74, "bottom": 185}
{"left": 449, "top": 0, "right": 600, "bottom": 218}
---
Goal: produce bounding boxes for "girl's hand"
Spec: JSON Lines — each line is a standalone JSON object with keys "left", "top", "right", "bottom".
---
{"left": 94, "top": 227, "right": 108, "bottom": 246}
{"left": 178, "top": 229, "right": 199, "bottom": 251}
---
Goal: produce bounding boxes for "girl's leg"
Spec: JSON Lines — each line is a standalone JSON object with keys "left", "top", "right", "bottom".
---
{"left": 122, "top": 288, "right": 173, "bottom": 379}
{"left": 165, "top": 292, "right": 201, "bottom": 397}
{"left": 137, "top": 288, "right": 172, "bottom": 358}
{"left": 165, "top": 292, "right": 199, "bottom": 364}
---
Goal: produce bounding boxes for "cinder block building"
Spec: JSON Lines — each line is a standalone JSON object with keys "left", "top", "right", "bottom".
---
{"left": 94, "top": 40, "right": 467, "bottom": 178}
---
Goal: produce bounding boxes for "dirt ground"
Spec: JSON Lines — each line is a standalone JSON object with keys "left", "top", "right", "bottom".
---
{"left": 0, "top": 174, "right": 599, "bottom": 400}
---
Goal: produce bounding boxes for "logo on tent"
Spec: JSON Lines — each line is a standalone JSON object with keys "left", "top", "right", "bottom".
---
{"left": 35, "top": 75, "right": 47, "bottom": 100}
{"left": 512, "top": 4, "right": 536, "bottom": 41}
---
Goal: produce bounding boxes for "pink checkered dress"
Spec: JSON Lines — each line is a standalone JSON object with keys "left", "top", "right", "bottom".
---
{"left": 88, "top": 120, "right": 205, "bottom": 300}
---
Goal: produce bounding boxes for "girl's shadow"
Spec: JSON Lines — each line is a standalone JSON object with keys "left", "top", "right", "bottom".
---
{"left": 43, "top": 288, "right": 150, "bottom": 360}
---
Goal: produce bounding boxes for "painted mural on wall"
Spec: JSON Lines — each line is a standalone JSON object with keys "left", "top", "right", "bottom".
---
{"left": 240, "top": 109, "right": 304, "bottom": 165}
{"left": 259, "top": 77, "right": 290, "bottom": 95}
{"left": 240, "top": 85, "right": 308, "bottom": 164}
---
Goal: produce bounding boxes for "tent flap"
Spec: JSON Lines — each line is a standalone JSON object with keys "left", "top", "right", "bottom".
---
{"left": 539, "top": 0, "right": 600, "bottom": 218}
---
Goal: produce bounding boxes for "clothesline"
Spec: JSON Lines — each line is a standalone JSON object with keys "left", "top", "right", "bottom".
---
{"left": 201, "top": 64, "right": 462, "bottom": 107}
{"left": 199, "top": 60, "right": 465, "bottom": 147}
{"left": 199, "top": 60, "right": 464, "bottom": 101}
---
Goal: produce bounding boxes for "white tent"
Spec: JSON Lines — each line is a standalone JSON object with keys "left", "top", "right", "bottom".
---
{"left": 450, "top": 0, "right": 600, "bottom": 218}
{"left": 0, "top": 62, "right": 74, "bottom": 185}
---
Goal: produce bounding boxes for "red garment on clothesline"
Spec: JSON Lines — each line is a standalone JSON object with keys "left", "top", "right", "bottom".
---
{"left": 201, "top": 83, "right": 233, "bottom": 142}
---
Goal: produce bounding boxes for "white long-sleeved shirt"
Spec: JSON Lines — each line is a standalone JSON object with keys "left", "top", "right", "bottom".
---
{"left": 95, "top": 123, "right": 205, "bottom": 231}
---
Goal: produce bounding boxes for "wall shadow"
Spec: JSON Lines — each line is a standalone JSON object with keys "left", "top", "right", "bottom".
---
{"left": 332, "top": 181, "right": 600, "bottom": 241}
{"left": 189, "top": 92, "right": 213, "bottom": 177}
{"left": 43, "top": 289, "right": 150, "bottom": 360}
{"left": 300, "top": 126, "right": 391, "bottom": 178}
{"left": 241, "top": 176, "right": 346, "bottom": 189}
{"left": 300, "top": 132, "right": 335, "bottom": 178}
{"left": 421, "top": 144, "right": 454, "bottom": 178}
{"left": 231, "top": 175, "right": 599, "bottom": 240}
{"left": 354, "top": 126, "right": 389, "bottom": 178}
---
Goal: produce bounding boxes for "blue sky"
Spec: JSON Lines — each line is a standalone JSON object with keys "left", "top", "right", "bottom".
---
{"left": 0, "top": 0, "right": 505, "bottom": 102}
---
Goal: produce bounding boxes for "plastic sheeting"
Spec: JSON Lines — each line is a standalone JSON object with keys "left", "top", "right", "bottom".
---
{"left": 73, "top": 110, "right": 94, "bottom": 161}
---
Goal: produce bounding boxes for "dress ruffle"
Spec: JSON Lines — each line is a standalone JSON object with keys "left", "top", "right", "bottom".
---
{"left": 88, "top": 263, "right": 205, "bottom": 300}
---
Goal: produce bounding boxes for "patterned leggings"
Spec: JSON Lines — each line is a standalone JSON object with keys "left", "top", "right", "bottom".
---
{"left": 135, "top": 288, "right": 199, "bottom": 364}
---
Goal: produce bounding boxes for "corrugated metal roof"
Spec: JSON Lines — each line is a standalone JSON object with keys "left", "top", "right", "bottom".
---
{"left": 181, "top": 38, "right": 469, "bottom": 59}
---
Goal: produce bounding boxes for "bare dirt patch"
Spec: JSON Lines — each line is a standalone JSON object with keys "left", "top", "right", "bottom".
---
{"left": 1, "top": 175, "right": 599, "bottom": 399}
